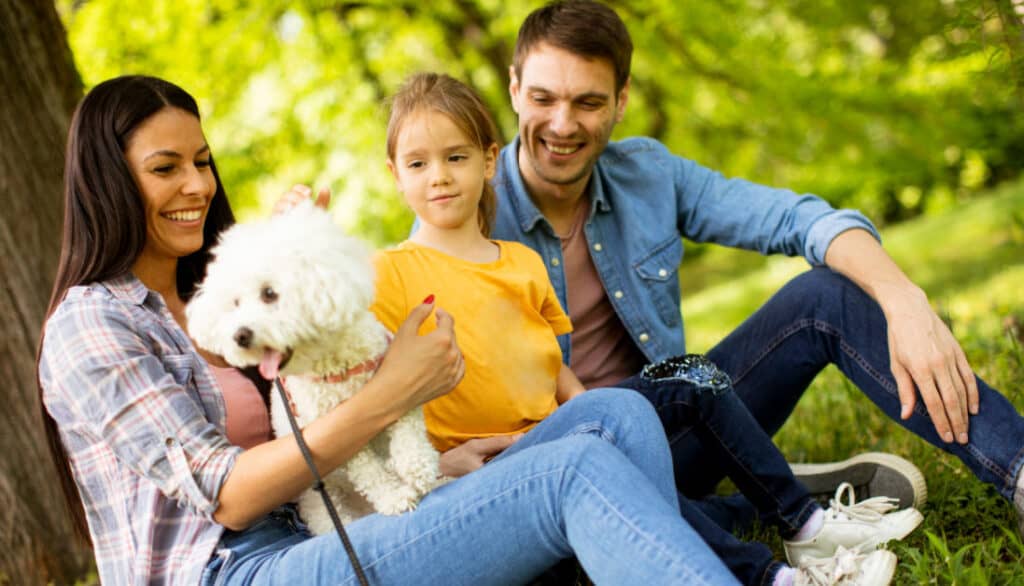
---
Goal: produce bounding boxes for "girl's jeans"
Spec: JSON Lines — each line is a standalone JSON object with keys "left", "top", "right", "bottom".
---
{"left": 201, "top": 389, "right": 738, "bottom": 586}
{"left": 612, "top": 358, "right": 818, "bottom": 585}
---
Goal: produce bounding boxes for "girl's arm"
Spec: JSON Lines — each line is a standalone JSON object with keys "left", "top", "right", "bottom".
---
{"left": 555, "top": 364, "right": 586, "bottom": 404}
{"left": 214, "top": 304, "right": 464, "bottom": 529}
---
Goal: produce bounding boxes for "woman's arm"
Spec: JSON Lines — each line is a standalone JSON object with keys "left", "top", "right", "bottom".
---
{"left": 214, "top": 303, "right": 464, "bottom": 529}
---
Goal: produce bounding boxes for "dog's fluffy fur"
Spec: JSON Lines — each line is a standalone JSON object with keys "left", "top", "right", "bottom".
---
{"left": 187, "top": 202, "right": 443, "bottom": 533}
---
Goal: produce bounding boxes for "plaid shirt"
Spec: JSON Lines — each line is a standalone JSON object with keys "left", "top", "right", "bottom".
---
{"left": 40, "top": 274, "right": 242, "bottom": 585}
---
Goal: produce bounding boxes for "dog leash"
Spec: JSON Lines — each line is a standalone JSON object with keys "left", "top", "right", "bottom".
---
{"left": 274, "top": 377, "right": 371, "bottom": 586}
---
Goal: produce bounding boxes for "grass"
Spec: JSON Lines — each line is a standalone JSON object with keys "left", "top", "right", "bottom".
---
{"left": 680, "top": 179, "right": 1024, "bottom": 584}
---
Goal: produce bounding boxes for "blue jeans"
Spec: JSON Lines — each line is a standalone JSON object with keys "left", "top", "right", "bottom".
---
{"left": 612, "top": 362, "right": 819, "bottom": 585}
{"left": 201, "top": 389, "right": 737, "bottom": 585}
{"left": 663, "top": 268, "right": 1024, "bottom": 519}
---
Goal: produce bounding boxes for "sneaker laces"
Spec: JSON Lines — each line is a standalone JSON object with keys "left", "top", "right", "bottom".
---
{"left": 825, "top": 481, "right": 899, "bottom": 523}
{"left": 795, "top": 546, "right": 866, "bottom": 585}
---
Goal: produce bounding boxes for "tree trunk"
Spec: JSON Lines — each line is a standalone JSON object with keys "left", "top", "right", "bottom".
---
{"left": 0, "top": 1, "right": 91, "bottom": 583}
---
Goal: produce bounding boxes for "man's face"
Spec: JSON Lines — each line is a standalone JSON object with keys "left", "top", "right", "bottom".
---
{"left": 510, "top": 42, "right": 629, "bottom": 200}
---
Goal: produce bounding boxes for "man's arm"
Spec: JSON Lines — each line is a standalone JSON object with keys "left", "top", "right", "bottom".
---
{"left": 824, "top": 229, "right": 979, "bottom": 445}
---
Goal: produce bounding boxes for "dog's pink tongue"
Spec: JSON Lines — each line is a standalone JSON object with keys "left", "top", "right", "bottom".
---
{"left": 259, "top": 349, "right": 285, "bottom": 380}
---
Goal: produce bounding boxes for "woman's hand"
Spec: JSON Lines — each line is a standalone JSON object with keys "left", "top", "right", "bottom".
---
{"left": 272, "top": 184, "right": 331, "bottom": 215}
{"left": 439, "top": 435, "right": 522, "bottom": 478}
{"left": 370, "top": 300, "right": 465, "bottom": 414}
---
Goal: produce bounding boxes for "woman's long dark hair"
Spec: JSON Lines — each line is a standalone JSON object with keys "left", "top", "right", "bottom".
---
{"left": 38, "top": 75, "right": 235, "bottom": 542}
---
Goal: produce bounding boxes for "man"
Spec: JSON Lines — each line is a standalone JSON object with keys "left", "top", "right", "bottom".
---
{"left": 478, "top": 0, "right": 1022, "bottom": 560}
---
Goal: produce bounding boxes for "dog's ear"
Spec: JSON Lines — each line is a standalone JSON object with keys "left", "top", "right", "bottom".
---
{"left": 285, "top": 205, "right": 376, "bottom": 332}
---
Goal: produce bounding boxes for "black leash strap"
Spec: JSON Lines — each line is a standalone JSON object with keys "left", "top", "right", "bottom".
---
{"left": 274, "top": 377, "right": 370, "bottom": 586}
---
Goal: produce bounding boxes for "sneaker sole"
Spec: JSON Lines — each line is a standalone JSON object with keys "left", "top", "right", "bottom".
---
{"left": 790, "top": 452, "right": 927, "bottom": 510}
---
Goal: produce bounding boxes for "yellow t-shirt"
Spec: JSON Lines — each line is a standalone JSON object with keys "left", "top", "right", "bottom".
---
{"left": 371, "top": 240, "right": 572, "bottom": 452}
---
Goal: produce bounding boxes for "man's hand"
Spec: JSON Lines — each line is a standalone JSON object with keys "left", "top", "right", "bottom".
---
{"left": 439, "top": 435, "right": 522, "bottom": 478}
{"left": 825, "top": 229, "right": 979, "bottom": 445}
{"left": 884, "top": 289, "right": 978, "bottom": 444}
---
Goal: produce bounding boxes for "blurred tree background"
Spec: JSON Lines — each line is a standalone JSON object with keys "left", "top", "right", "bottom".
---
{"left": 57, "top": 0, "right": 1024, "bottom": 247}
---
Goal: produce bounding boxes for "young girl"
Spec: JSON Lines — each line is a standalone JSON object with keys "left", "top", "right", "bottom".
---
{"left": 37, "top": 74, "right": 738, "bottom": 586}
{"left": 372, "top": 72, "right": 918, "bottom": 586}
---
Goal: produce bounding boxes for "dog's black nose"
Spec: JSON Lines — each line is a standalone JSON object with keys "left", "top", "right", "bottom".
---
{"left": 233, "top": 326, "right": 254, "bottom": 349}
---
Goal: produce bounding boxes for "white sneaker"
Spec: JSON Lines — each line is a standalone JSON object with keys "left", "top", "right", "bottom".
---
{"left": 785, "top": 482, "right": 923, "bottom": 566}
{"left": 794, "top": 547, "right": 897, "bottom": 586}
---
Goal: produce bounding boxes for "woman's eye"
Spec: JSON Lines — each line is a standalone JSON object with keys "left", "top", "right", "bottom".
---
{"left": 260, "top": 286, "right": 278, "bottom": 303}
{"left": 196, "top": 159, "right": 212, "bottom": 168}
{"left": 153, "top": 165, "right": 174, "bottom": 173}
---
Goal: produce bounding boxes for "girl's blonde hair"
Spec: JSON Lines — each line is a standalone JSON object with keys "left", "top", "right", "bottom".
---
{"left": 387, "top": 72, "right": 500, "bottom": 237}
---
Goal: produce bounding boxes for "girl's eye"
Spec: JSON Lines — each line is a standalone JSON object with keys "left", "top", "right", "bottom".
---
{"left": 449, "top": 154, "right": 467, "bottom": 162}
{"left": 408, "top": 161, "right": 424, "bottom": 169}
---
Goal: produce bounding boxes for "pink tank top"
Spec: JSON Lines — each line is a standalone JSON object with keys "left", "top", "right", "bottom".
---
{"left": 560, "top": 200, "right": 646, "bottom": 388}
{"left": 210, "top": 365, "right": 272, "bottom": 449}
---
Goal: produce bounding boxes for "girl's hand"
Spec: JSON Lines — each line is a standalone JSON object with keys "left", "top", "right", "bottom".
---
{"left": 439, "top": 434, "right": 522, "bottom": 478}
{"left": 371, "top": 301, "right": 465, "bottom": 414}
{"left": 272, "top": 184, "right": 331, "bottom": 215}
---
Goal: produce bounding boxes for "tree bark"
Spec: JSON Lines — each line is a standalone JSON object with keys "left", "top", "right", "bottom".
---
{"left": 0, "top": 1, "right": 91, "bottom": 583}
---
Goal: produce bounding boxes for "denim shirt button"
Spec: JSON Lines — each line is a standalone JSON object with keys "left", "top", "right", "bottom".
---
{"left": 593, "top": 243, "right": 603, "bottom": 252}
{"left": 614, "top": 290, "right": 624, "bottom": 299}
{"left": 550, "top": 258, "right": 560, "bottom": 267}
{"left": 639, "top": 333, "right": 650, "bottom": 343}
{"left": 658, "top": 268, "right": 668, "bottom": 277}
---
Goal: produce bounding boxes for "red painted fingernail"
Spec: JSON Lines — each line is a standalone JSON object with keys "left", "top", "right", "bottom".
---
{"left": 422, "top": 294, "right": 435, "bottom": 304}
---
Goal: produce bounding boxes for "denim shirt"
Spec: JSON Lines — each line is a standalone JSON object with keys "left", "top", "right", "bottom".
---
{"left": 490, "top": 136, "right": 880, "bottom": 365}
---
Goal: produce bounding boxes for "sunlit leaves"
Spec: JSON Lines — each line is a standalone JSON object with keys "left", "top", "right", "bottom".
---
{"left": 59, "top": 0, "right": 1024, "bottom": 244}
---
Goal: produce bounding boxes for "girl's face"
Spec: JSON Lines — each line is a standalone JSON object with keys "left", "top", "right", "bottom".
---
{"left": 125, "top": 107, "right": 216, "bottom": 268}
{"left": 388, "top": 108, "right": 497, "bottom": 232}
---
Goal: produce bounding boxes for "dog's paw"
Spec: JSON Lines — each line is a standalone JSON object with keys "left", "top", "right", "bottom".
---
{"left": 373, "top": 486, "right": 421, "bottom": 516}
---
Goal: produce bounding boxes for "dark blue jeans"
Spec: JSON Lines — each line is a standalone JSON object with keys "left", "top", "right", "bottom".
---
{"left": 616, "top": 359, "right": 820, "bottom": 585}
{"left": 653, "top": 268, "right": 1024, "bottom": 528}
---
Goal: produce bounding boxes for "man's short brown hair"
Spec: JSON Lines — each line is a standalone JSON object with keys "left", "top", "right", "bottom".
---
{"left": 513, "top": 0, "right": 633, "bottom": 93}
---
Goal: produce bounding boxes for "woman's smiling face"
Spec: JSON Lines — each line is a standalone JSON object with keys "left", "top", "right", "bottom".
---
{"left": 125, "top": 106, "right": 216, "bottom": 269}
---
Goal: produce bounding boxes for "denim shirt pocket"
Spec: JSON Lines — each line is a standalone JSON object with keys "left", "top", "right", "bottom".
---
{"left": 633, "top": 236, "right": 684, "bottom": 325}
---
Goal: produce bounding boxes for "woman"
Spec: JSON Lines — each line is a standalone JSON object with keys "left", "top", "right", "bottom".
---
{"left": 37, "top": 75, "right": 735, "bottom": 585}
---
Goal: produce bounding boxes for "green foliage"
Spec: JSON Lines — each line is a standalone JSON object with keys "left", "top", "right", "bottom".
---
{"left": 59, "top": 0, "right": 1024, "bottom": 245}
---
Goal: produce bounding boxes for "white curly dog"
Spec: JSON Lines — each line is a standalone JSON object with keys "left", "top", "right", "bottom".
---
{"left": 187, "top": 202, "right": 444, "bottom": 533}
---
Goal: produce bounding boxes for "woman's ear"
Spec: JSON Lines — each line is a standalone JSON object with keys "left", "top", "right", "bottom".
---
{"left": 484, "top": 143, "right": 499, "bottom": 180}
